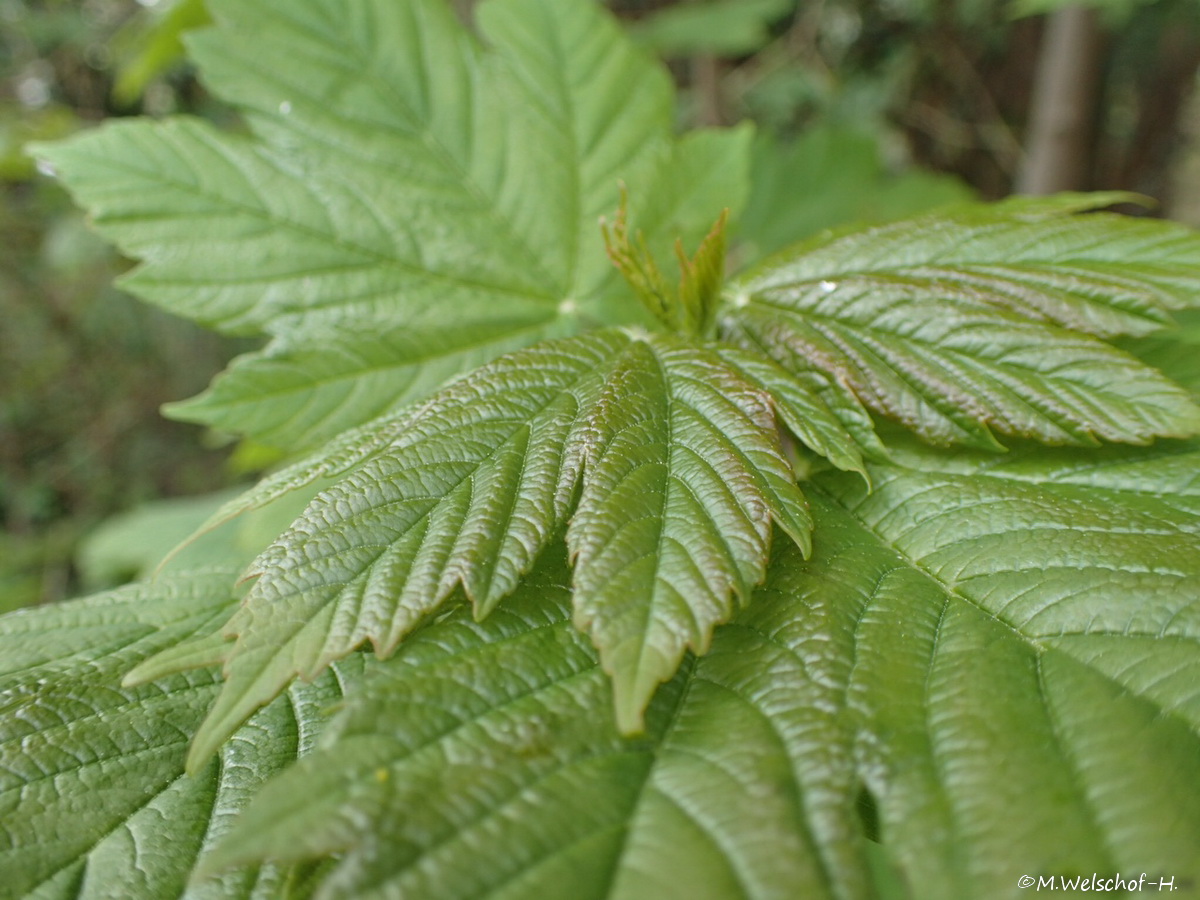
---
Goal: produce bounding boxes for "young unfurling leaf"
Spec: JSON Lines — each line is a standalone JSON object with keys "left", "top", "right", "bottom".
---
{"left": 603, "top": 195, "right": 729, "bottom": 338}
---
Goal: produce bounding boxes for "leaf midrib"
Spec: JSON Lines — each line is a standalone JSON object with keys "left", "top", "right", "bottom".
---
{"left": 676, "top": 640, "right": 850, "bottom": 898}
{"left": 1033, "top": 654, "right": 1121, "bottom": 870}
{"left": 932, "top": 448, "right": 1200, "bottom": 500}
{"left": 873, "top": 465, "right": 1200, "bottom": 539}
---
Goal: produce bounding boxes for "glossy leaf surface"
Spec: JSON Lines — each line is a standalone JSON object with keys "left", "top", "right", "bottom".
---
{"left": 196, "top": 542, "right": 873, "bottom": 900}
{"left": 0, "top": 570, "right": 362, "bottom": 898}
{"left": 19, "top": 0, "right": 1200, "bottom": 896}
{"left": 188, "top": 330, "right": 811, "bottom": 764}
{"left": 199, "top": 433, "right": 1200, "bottom": 898}
{"left": 724, "top": 196, "right": 1200, "bottom": 449}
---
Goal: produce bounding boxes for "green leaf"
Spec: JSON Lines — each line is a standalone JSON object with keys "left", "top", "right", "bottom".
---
{"left": 183, "top": 332, "right": 621, "bottom": 770}
{"left": 725, "top": 196, "right": 1200, "bottom": 449}
{"left": 165, "top": 319, "right": 570, "bottom": 452}
{"left": 109, "top": 0, "right": 211, "bottom": 105}
{"left": 714, "top": 344, "right": 887, "bottom": 478}
{"left": 195, "top": 540, "right": 873, "bottom": 900}
{"left": 569, "top": 334, "right": 811, "bottom": 732}
{"left": 0, "top": 570, "right": 363, "bottom": 898}
{"left": 78, "top": 479, "right": 333, "bottom": 598}
{"left": 187, "top": 329, "right": 811, "bottom": 765}
{"left": 738, "top": 127, "right": 974, "bottom": 260}
{"left": 602, "top": 200, "right": 729, "bottom": 337}
{"left": 0, "top": 569, "right": 236, "bottom": 681}
{"left": 195, "top": 436, "right": 1200, "bottom": 898}
{"left": 77, "top": 488, "right": 247, "bottom": 590}
{"left": 632, "top": 0, "right": 794, "bottom": 57}
{"left": 36, "top": 0, "right": 751, "bottom": 451}
{"left": 1120, "top": 309, "right": 1200, "bottom": 396}
{"left": 814, "top": 441, "right": 1200, "bottom": 895}
{"left": 676, "top": 211, "right": 730, "bottom": 338}
{"left": 26, "top": 0, "right": 1200, "bottom": 893}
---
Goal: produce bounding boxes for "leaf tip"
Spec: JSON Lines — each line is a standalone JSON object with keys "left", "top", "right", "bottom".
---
{"left": 184, "top": 732, "right": 220, "bottom": 778}
{"left": 184, "top": 668, "right": 274, "bottom": 776}
{"left": 119, "top": 668, "right": 148, "bottom": 689}
{"left": 603, "top": 646, "right": 674, "bottom": 738}
{"left": 776, "top": 515, "right": 814, "bottom": 560}
{"left": 612, "top": 690, "right": 649, "bottom": 737}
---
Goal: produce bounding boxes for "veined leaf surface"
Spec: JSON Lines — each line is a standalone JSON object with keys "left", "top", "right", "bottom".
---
{"left": 724, "top": 196, "right": 1200, "bottom": 449}
{"left": 194, "top": 543, "right": 872, "bottom": 900}
{"left": 568, "top": 335, "right": 812, "bottom": 732}
{"left": 21, "top": 0, "right": 1200, "bottom": 894}
{"left": 817, "top": 442, "right": 1200, "bottom": 895}
{"left": 195, "top": 435, "right": 1200, "bottom": 899}
{"left": 187, "top": 329, "right": 812, "bottom": 766}
{"left": 715, "top": 345, "right": 887, "bottom": 477}
{"left": 36, "top": 0, "right": 751, "bottom": 451}
{"left": 0, "top": 570, "right": 363, "bottom": 898}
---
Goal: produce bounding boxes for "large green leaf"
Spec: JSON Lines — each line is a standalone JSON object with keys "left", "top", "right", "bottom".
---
{"left": 191, "top": 435, "right": 1200, "bottom": 899}
{"left": 818, "top": 441, "right": 1200, "bottom": 895}
{"left": 23, "top": 1, "right": 1200, "bottom": 896}
{"left": 191, "top": 541, "right": 873, "bottom": 900}
{"left": 186, "top": 329, "right": 814, "bottom": 766}
{"left": 36, "top": 0, "right": 751, "bottom": 451}
{"left": 724, "top": 196, "right": 1200, "bottom": 449}
{"left": 738, "top": 127, "right": 973, "bottom": 260}
{"left": 0, "top": 570, "right": 364, "bottom": 898}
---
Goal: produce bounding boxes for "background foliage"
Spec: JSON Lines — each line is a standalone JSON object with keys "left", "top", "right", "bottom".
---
{"left": 1, "top": 0, "right": 235, "bottom": 608}
{"left": 6, "top": 0, "right": 1200, "bottom": 607}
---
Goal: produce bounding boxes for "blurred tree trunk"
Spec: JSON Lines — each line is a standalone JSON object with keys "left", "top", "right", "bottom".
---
{"left": 1017, "top": 5, "right": 1105, "bottom": 194}
{"left": 691, "top": 54, "right": 727, "bottom": 126}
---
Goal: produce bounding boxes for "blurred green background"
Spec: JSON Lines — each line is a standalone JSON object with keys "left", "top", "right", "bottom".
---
{"left": 4, "top": 0, "right": 1200, "bottom": 610}
{"left": 1, "top": 0, "right": 238, "bottom": 610}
